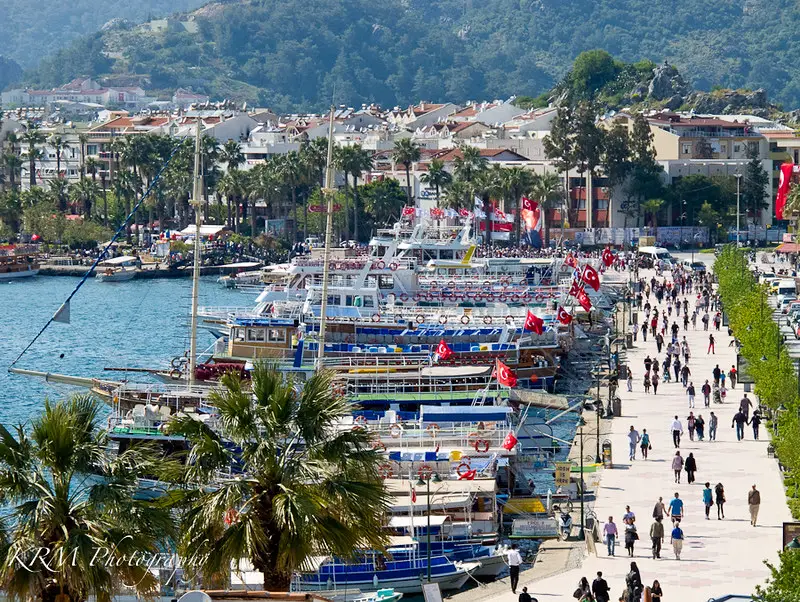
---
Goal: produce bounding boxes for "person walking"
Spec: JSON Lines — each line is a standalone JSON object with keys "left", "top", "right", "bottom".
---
{"left": 651, "top": 580, "right": 663, "bottom": 602}
{"left": 655, "top": 332, "right": 664, "bottom": 354}
{"left": 702, "top": 312, "right": 709, "bottom": 330}
{"left": 691, "top": 311, "right": 697, "bottom": 329}
{"left": 671, "top": 415, "right": 683, "bottom": 447}
{"left": 703, "top": 482, "right": 714, "bottom": 519}
{"left": 641, "top": 322, "right": 648, "bottom": 342}
{"left": 649, "top": 517, "right": 664, "bottom": 559}
{"left": 681, "top": 364, "right": 691, "bottom": 388}
{"left": 592, "top": 572, "right": 610, "bottom": 602}
{"left": 685, "top": 452, "right": 697, "bottom": 484}
{"left": 715, "top": 483, "right": 726, "bottom": 519}
{"left": 695, "top": 413, "right": 705, "bottom": 440}
{"left": 640, "top": 429, "right": 651, "bottom": 459}
{"left": 728, "top": 365, "right": 737, "bottom": 389}
{"left": 748, "top": 484, "right": 761, "bottom": 527}
{"left": 732, "top": 410, "right": 747, "bottom": 441}
{"left": 707, "top": 333, "right": 715, "bottom": 354}
{"left": 672, "top": 452, "right": 684, "bottom": 484}
{"left": 603, "top": 517, "right": 619, "bottom": 556}
{"left": 628, "top": 426, "right": 641, "bottom": 461}
{"left": 652, "top": 372, "right": 659, "bottom": 395}
{"left": 750, "top": 409, "right": 762, "bottom": 440}
{"left": 702, "top": 380, "right": 712, "bottom": 407}
{"left": 644, "top": 355, "right": 653, "bottom": 373}
{"left": 624, "top": 520, "right": 638, "bottom": 557}
{"left": 507, "top": 544, "right": 522, "bottom": 593}
{"left": 575, "top": 577, "right": 593, "bottom": 602}
{"left": 653, "top": 497, "right": 667, "bottom": 521}
{"left": 712, "top": 365, "right": 721, "bottom": 387}
{"left": 673, "top": 356, "right": 681, "bottom": 382}
{"left": 643, "top": 373, "right": 651, "bottom": 394}
{"left": 740, "top": 394, "right": 753, "bottom": 420}
{"left": 518, "top": 587, "right": 532, "bottom": 602}
{"left": 627, "top": 369, "right": 633, "bottom": 392}
{"left": 686, "top": 412, "right": 696, "bottom": 441}
{"left": 709, "top": 412, "right": 718, "bottom": 441}
{"left": 671, "top": 521, "right": 685, "bottom": 560}
{"left": 720, "top": 370, "right": 726, "bottom": 389}
{"left": 625, "top": 563, "right": 643, "bottom": 602}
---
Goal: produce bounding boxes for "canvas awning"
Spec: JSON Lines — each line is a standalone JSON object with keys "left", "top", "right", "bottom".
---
{"left": 388, "top": 515, "right": 450, "bottom": 528}
{"left": 776, "top": 242, "right": 800, "bottom": 253}
{"left": 101, "top": 255, "right": 137, "bottom": 266}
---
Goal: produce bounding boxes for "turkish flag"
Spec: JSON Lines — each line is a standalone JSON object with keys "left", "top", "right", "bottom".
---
{"left": 436, "top": 339, "right": 454, "bottom": 360}
{"left": 565, "top": 253, "right": 578, "bottom": 268}
{"left": 568, "top": 279, "right": 582, "bottom": 298}
{"left": 602, "top": 247, "right": 614, "bottom": 267}
{"left": 459, "top": 208, "right": 471, "bottom": 218}
{"left": 775, "top": 163, "right": 794, "bottom": 220}
{"left": 502, "top": 431, "right": 519, "bottom": 450}
{"left": 556, "top": 306, "right": 573, "bottom": 324}
{"left": 494, "top": 360, "right": 518, "bottom": 388}
{"left": 581, "top": 264, "right": 601, "bottom": 291}
{"left": 402, "top": 206, "right": 415, "bottom": 216}
{"left": 577, "top": 289, "right": 592, "bottom": 311}
{"left": 524, "top": 310, "right": 544, "bottom": 334}
{"left": 521, "top": 196, "right": 535, "bottom": 211}
{"left": 411, "top": 487, "right": 417, "bottom": 503}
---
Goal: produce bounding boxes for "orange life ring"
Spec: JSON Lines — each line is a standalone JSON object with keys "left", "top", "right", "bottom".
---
{"left": 372, "top": 440, "right": 387, "bottom": 452}
{"left": 371, "top": 313, "right": 381, "bottom": 322}
{"left": 456, "top": 462, "right": 472, "bottom": 477}
{"left": 474, "top": 294, "right": 483, "bottom": 302}
{"left": 416, "top": 314, "right": 425, "bottom": 323}
{"left": 483, "top": 316, "right": 492, "bottom": 325}
{"left": 426, "top": 423, "right": 441, "bottom": 436}
{"left": 389, "top": 262, "right": 398, "bottom": 271}
{"left": 461, "top": 315, "right": 470, "bottom": 324}
{"left": 510, "top": 295, "right": 519, "bottom": 303}
{"left": 418, "top": 464, "right": 434, "bottom": 480}
{"left": 390, "top": 423, "right": 403, "bottom": 438}
{"left": 378, "top": 463, "right": 394, "bottom": 479}
{"left": 473, "top": 439, "right": 490, "bottom": 453}
{"left": 400, "top": 293, "right": 409, "bottom": 302}
{"left": 354, "top": 415, "right": 368, "bottom": 425}
{"left": 448, "top": 281, "right": 456, "bottom": 288}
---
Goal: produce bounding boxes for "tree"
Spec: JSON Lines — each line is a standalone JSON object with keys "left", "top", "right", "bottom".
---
{"left": 543, "top": 105, "right": 576, "bottom": 231}
{"left": 641, "top": 198, "right": 665, "bottom": 227}
{"left": 299, "top": 138, "right": 329, "bottom": 239}
{"left": 755, "top": 548, "right": 800, "bottom": 602}
{"left": 500, "top": 167, "right": 535, "bottom": 245}
{"left": 219, "top": 140, "right": 245, "bottom": 228}
{"left": 49, "top": 134, "right": 70, "bottom": 179}
{"left": 70, "top": 178, "right": 100, "bottom": 219}
{"left": 419, "top": 158, "right": 452, "bottom": 205}
{"left": 168, "top": 365, "right": 389, "bottom": 590}
{"left": 530, "top": 171, "right": 562, "bottom": 247}
{"left": 601, "top": 123, "right": 632, "bottom": 227}
{"left": 275, "top": 150, "right": 306, "bottom": 243}
{"left": 21, "top": 124, "right": 45, "bottom": 188}
{"left": 218, "top": 169, "right": 248, "bottom": 235}
{"left": 360, "top": 178, "right": 407, "bottom": 232}
{"left": 569, "top": 49, "right": 620, "bottom": 99}
{"left": 694, "top": 138, "right": 714, "bottom": 159}
{"left": 572, "top": 101, "right": 605, "bottom": 228}
{"left": 3, "top": 152, "right": 23, "bottom": 191}
{"left": 741, "top": 143, "right": 769, "bottom": 224}
{"left": 625, "top": 113, "right": 664, "bottom": 225}
{"left": 0, "top": 396, "right": 175, "bottom": 602}
{"left": 452, "top": 144, "right": 488, "bottom": 211}
{"left": 47, "top": 178, "right": 69, "bottom": 213}
{"left": 474, "top": 166, "right": 503, "bottom": 244}
{"left": 334, "top": 145, "right": 373, "bottom": 241}
{"left": 392, "top": 138, "right": 421, "bottom": 206}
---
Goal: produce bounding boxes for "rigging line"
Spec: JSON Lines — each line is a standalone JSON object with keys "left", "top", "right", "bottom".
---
{"left": 9, "top": 141, "right": 185, "bottom": 369}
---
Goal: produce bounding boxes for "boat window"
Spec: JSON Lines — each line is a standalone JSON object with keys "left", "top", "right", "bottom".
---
{"left": 363, "top": 296, "right": 375, "bottom": 308}
{"left": 345, "top": 295, "right": 353, "bottom": 306}
{"left": 246, "top": 328, "right": 266, "bottom": 342}
{"left": 233, "top": 328, "right": 245, "bottom": 342}
{"left": 268, "top": 329, "right": 286, "bottom": 343}
{"left": 327, "top": 294, "right": 341, "bottom": 305}
{"left": 365, "top": 275, "right": 378, "bottom": 288}
{"left": 378, "top": 275, "right": 394, "bottom": 289}
{"left": 440, "top": 250, "right": 454, "bottom": 260}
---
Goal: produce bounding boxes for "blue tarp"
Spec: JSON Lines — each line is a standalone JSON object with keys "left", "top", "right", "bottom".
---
{"left": 420, "top": 405, "right": 513, "bottom": 423}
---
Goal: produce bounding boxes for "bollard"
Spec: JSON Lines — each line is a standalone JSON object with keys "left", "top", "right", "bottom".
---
{"left": 612, "top": 396, "right": 622, "bottom": 417}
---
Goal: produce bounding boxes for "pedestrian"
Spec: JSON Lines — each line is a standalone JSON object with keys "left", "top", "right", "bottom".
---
{"left": 720, "top": 370, "right": 726, "bottom": 388}
{"left": 673, "top": 356, "right": 681, "bottom": 382}
{"left": 649, "top": 517, "right": 664, "bottom": 559}
{"left": 627, "top": 369, "right": 633, "bottom": 392}
{"left": 709, "top": 412, "right": 718, "bottom": 441}
{"left": 702, "top": 312, "right": 709, "bottom": 330}
{"left": 651, "top": 372, "right": 659, "bottom": 395}
{"left": 656, "top": 332, "right": 664, "bottom": 353}
{"left": 729, "top": 365, "right": 737, "bottom": 389}
{"left": 713, "top": 312, "right": 721, "bottom": 330}
{"left": 681, "top": 364, "right": 691, "bottom": 387}
{"left": 750, "top": 409, "right": 762, "bottom": 440}
{"left": 623, "top": 505, "right": 636, "bottom": 524}
{"left": 641, "top": 322, "right": 648, "bottom": 341}
{"left": 669, "top": 492, "right": 684, "bottom": 522}
{"left": 651, "top": 580, "right": 663, "bottom": 602}
{"left": 603, "top": 517, "right": 618, "bottom": 556}
{"left": 625, "top": 563, "right": 643, "bottom": 602}
{"left": 703, "top": 482, "right": 714, "bottom": 519}
{"left": 712, "top": 365, "right": 721, "bottom": 387}
{"left": 643, "top": 373, "right": 651, "bottom": 394}
{"left": 691, "top": 311, "right": 697, "bottom": 329}
{"left": 640, "top": 429, "right": 651, "bottom": 459}
{"left": 683, "top": 313, "right": 689, "bottom": 331}
{"left": 627, "top": 425, "right": 641, "bottom": 461}
{"left": 748, "top": 484, "right": 761, "bottom": 527}
{"left": 624, "top": 520, "right": 638, "bottom": 557}
{"left": 671, "top": 415, "right": 682, "bottom": 447}
{"left": 740, "top": 394, "right": 753, "bottom": 420}
{"left": 685, "top": 452, "right": 697, "bottom": 484}
{"left": 732, "top": 410, "right": 747, "bottom": 441}
{"left": 707, "top": 333, "right": 715, "bottom": 354}
{"left": 687, "top": 382, "right": 696, "bottom": 408}
{"left": 592, "top": 572, "right": 610, "bottom": 602}
{"left": 702, "top": 380, "right": 712, "bottom": 407}
{"left": 507, "top": 543, "right": 522, "bottom": 593}
{"left": 671, "top": 521, "right": 685, "bottom": 560}
{"left": 644, "top": 355, "right": 652, "bottom": 373}
{"left": 715, "top": 483, "right": 726, "bottom": 519}
{"left": 518, "top": 587, "right": 532, "bottom": 602}
{"left": 672, "top": 451, "right": 684, "bottom": 483}
{"left": 687, "top": 412, "right": 696, "bottom": 440}
{"left": 575, "top": 577, "right": 593, "bottom": 602}
{"left": 695, "top": 413, "right": 705, "bottom": 440}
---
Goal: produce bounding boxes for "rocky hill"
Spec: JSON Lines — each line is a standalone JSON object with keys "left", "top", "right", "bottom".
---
{"left": 20, "top": 0, "right": 800, "bottom": 112}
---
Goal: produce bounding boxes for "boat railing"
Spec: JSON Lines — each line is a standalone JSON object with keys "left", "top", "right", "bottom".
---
{"left": 344, "top": 377, "right": 503, "bottom": 396}
{"left": 323, "top": 353, "right": 432, "bottom": 370}
{"left": 359, "top": 422, "right": 514, "bottom": 452}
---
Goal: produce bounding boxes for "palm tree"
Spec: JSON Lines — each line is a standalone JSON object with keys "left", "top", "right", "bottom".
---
{"left": 167, "top": 365, "right": 389, "bottom": 591}
{"left": 21, "top": 125, "right": 45, "bottom": 188}
{"left": 420, "top": 158, "right": 452, "bottom": 206}
{"left": 49, "top": 134, "right": 70, "bottom": 179}
{"left": 219, "top": 140, "right": 245, "bottom": 228}
{"left": 85, "top": 157, "right": 101, "bottom": 182}
{"left": 392, "top": 138, "right": 421, "bottom": 206}
{"left": 300, "top": 138, "right": 329, "bottom": 238}
{"left": 200, "top": 135, "right": 221, "bottom": 220}
{"left": 500, "top": 167, "right": 535, "bottom": 245}
{"left": 335, "top": 145, "right": 373, "bottom": 242}
{"left": 276, "top": 150, "right": 306, "bottom": 243}
{"left": 3, "top": 152, "right": 23, "bottom": 191}
{"left": 641, "top": 198, "right": 665, "bottom": 227}
{"left": 47, "top": 179, "right": 69, "bottom": 213}
{"left": 453, "top": 145, "right": 488, "bottom": 208}
{"left": 442, "top": 180, "right": 470, "bottom": 210}
{"left": 0, "top": 396, "right": 175, "bottom": 602}
{"left": 218, "top": 169, "right": 248, "bottom": 235}
{"left": 474, "top": 166, "right": 503, "bottom": 245}
{"left": 71, "top": 178, "right": 100, "bottom": 219}
{"left": 530, "top": 171, "right": 562, "bottom": 247}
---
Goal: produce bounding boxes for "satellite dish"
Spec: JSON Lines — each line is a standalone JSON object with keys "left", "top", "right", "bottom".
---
{"left": 178, "top": 592, "right": 212, "bottom": 602}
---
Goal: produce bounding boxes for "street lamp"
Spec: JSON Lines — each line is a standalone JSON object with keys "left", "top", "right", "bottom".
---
{"left": 595, "top": 403, "right": 603, "bottom": 464}
{"left": 577, "top": 416, "right": 587, "bottom": 540}
{"left": 786, "top": 536, "right": 800, "bottom": 550}
{"left": 416, "top": 472, "right": 442, "bottom": 582}
{"left": 735, "top": 173, "right": 743, "bottom": 247}
{"left": 680, "top": 200, "right": 687, "bottom": 250}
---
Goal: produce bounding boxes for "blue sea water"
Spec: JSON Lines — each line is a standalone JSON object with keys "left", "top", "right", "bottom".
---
{"left": 0, "top": 275, "right": 247, "bottom": 426}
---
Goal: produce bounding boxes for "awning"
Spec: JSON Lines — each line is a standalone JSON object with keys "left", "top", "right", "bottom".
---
{"left": 776, "top": 242, "right": 800, "bottom": 253}
{"left": 389, "top": 494, "right": 471, "bottom": 513}
{"left": 420, "top": 404, "right": 512, "bottom": 423}
{"left": 219, "top": 262, "right": 262, "bottom": 269}
{"left": 179, "top": 224, "right": 228, "bottom": 237}
{"left": 102, "top": 255, "right": 137, "bottom": 265}
{"left": 385, "top": 478, "right": 497, "bottom": 495}
{"left": 388, "top": 515, "right": 450, "bottom": 528}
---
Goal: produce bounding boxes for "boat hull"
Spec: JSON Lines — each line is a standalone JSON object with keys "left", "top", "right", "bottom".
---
{"left": 0, "top": 268, "right": 38, "bottom": 280}
{"left": 298, "top": 568, "right": 472, "bottom": 594}
{"left": 97, "top": 270, "right": 137, "bottom": 282}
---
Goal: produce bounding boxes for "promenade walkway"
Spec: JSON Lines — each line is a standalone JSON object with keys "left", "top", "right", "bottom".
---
{"left": 515, "top": 260, "right": 791, "bottom": 601}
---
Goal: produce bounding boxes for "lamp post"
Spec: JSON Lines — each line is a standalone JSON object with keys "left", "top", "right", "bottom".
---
{"left": 416, "top": 472, "right": 441, "bottom": 582}
{"left": 578, "top": 416, "right": 586, "bottom": 540}
{"left": 680, "top": 200, "right": 686, "bottom": 250}
{"left": 595, "top": 403, "right": 603, "bottom": 464}
{"left": 735, "top": 173, "right": 743, "bottom": 247}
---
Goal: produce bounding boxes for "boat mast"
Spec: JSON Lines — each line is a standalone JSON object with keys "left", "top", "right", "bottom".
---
{"left": 188, "top": 120, "right": 203, "bottom": 385}
{"left": 316, "top": 106, "right": 336, "bottom": 369}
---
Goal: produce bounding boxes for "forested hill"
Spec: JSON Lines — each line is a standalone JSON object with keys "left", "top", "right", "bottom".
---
{"left": 1, "top": 0, "right": 208, "bottom": 69}
{"left": 24, "top": 0, "right": 800, "bottom": 111}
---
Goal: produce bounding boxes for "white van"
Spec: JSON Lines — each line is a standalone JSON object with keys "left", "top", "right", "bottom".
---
{"left": 638, "top": 246, "right": 675, "bottom": 269}
{"left": 774, "top": 279, "right": 797, "bottom": 297}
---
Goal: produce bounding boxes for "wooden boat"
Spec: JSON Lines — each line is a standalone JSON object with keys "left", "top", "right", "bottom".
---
{"left": 0, "top": 247, "right": 39, "bottom": 280}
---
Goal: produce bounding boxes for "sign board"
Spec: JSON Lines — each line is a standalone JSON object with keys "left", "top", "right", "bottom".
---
{"left": 511, "top": 516, "right": 559, "bottom": 539}
{"left": 737, "top": 353, "right": 755, "bottom": 385}
{"left": 555, "top": 461, "right": 572, "bottom": 487}
{"left": 422, "top": 582, "right": 443, "bottom": 602}
{"left": 782, "top": 521, "right": 800, "bottom": 548}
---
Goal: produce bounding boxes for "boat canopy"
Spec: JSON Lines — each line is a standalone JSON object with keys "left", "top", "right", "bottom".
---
{"left": 219, "top": 261, "right": 262, "bottom": 269}
{"left": 388, "top": 515, "right": 450, "bottom": 529}
{"left": 310, "top": 306, "right": 364, "bottom": 318}
{"left": 179, "top": 224, "right": 227, "bottom": 238}
{"left": 101, "top": 255, "right": 137, "bottom": 266}
{"left": 420, "top": 405, "right": 512, "bottom": 423}
{"left": 389, "top": 494, "right": 471, "bottom": 513}
{"left": 384, "top": 478, "right": 497, "bottom": 495}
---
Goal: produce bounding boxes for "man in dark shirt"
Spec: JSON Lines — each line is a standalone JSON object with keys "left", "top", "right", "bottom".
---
{"left": 518, "top": 587, "right": 533, "bottom": 602}
{"left": 712, "top": 365, "right": 721, "bottom": 386}
{"left": 592, "top": 571, "right": 610, "bottom": 602}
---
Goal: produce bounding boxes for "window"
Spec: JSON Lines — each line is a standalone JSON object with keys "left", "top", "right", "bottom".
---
{"left": 268, "top": 329, "right": 286, "bottom": 343}
{"left": 595, "top": 199, "right": 609, "bottom": 210}
{"left": 682, "top": 143, "right": 692, "bottom": 155}
{"left": 363, "top": 296, "right": 375, "bottom": 308}
{"left": 246, "top": 328, "right": 265, "bottom": 342}
{"left": 87, "top": 145, "right": 98, "bottom": 155}
{"left": 734, "top": 144, "right": 741, "bottom": 153}
{"left": 233, "top": 328, "right": 245, "bottom": 342}
{"left": 378, "top": 275, "right": 395, "bottom": 289}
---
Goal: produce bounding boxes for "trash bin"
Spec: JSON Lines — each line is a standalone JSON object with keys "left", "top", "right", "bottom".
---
{"left": 602, "top": 439, "right": 613, "bottom": 468}
{"left": 612, "top": 396, "right": 622, "bottom": 417}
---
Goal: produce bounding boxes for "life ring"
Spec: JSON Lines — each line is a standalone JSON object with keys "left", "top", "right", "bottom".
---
{"left": 483, "top": 280, "right": 491, "bottom": 287}
{"left": 483, "top": 315, "right": 492, "bottom": 325}
{"left": 501, "top": 277, "right": 511, "bottom": 285}
{"left": 371, "top": 313, "right": 381, "bottom": 322}
{"left": 519, "top": 279, "right": 526, "bottom": 286}
{"left": 426, "top": 423, "right": 441, "bottom": 436}
{"left": 510, "top": 295, "right": 519, "bottom": 303}
{"left": 389, "top": 262, "right": 398, "bottom": 271}
{"left": 505, "top": 315, "right": 514, "bottom": 325}
{"left": 448, "top": 281, "right": 456, "bottom": 288}
{"left": 390, "top": 423, "right": 403, "bottom": 438}
{"left": 169, "top": 368, "right": 181, "bottom": 379}
{"left": 418, "top": 464, "right": 434, "bottom": 480}
{"left": 461, "top": 315, "right": 470, "bottom": 325}
{"left": 438, "top": 315, "right": 448, "bottom": 324}
{"left": 372, "top": 440, "right": 387, "bottom": 452}
{"left": 457, "top": 462, "right": 472, "bottom": 477}
{"left": 378, "top": 463, "right": 394, "bottom": 479}
{"left": 171, "top": 356, "right": 186, "bottom": 369}
{"left": 400, "top": 293, "right": 409, "bottom": 302}
{"left": 354, "top": 415, "right": 368, "bottom": 426}
{"left": 377, "top": 260, "right": 385, "bottom": 270}
{"left": 473, "top": 439, "right": 490, "bottom": 453}
{"left": 333, "top": 383, "right": 346, "bottom": 396}
{"left": 412, "top": 295, "right": 419, "bottom": 302}
{"left": 499, "top": 295, "right": 507, "bottom": 302}
{"left": 466, "top": 291, "right": 475, "bottom": 298}
{"left": 474, "top": 294, "right": 483, "bottom": 302}
{"left": 430, "top": 281, "right": 439, "bottom": 289}
{"left": 416, "top": 314, "right": 425, "bottom": 323}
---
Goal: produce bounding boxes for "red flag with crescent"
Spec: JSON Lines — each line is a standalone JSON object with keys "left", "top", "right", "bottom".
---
{"left": 581, "top": 264, "right": 601, "bottom": 291}
{"left": 602, "top": 247, "right": 614, "bottom": 267}
{"left": 524, "top": 310, "right": 544, "bottom": 334}
{"left": 494, "top": 359, "right": 518, "bottom": 388}
{"left": 577, "top": 289, "right": 592, "bottom": 311}
{"left": 402, "top": 206, "right": 415, "bottom": 216}
{"left": 568, "top": 279, "right": 582, "bottom": 298}
{"left": 565, "top": 253, "right": 578, "bottom": 268}
{"left": 556, "top": 306, "right": 573, "bottom": 324}
{"left": 436, "top": 339, "right": 454, "bottom": 360}
{"left": 502, "top": 432, "right": 519, "bottom": 450}
{"left": 775, "top": 163, "right": 794, "bottom": 220}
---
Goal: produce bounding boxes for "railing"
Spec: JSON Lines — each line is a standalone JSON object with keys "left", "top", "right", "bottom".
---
{"left": 358, "top": 421, "right": 514, "bottom": 453}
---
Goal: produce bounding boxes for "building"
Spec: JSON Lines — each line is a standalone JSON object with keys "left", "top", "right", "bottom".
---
{"left": 2, "top": 78, "right": 156, "bottom": 110}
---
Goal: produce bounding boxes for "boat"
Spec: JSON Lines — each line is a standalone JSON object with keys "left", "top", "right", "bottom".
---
{"left": 96, "top": 255, "right": 139, "bottom": 282}
{"left": 0, "top": 246, "right": 39, "bottom": 280}
{"left": 216, "top": 262, "right": 264, "bottom": 288}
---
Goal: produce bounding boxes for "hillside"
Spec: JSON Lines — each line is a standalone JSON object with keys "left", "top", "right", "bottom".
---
{"left": 0, "top": 0, "right": 208, "bottom": 69}
{"left": 24, "top": 0, "right": 800, "bottom": 111}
